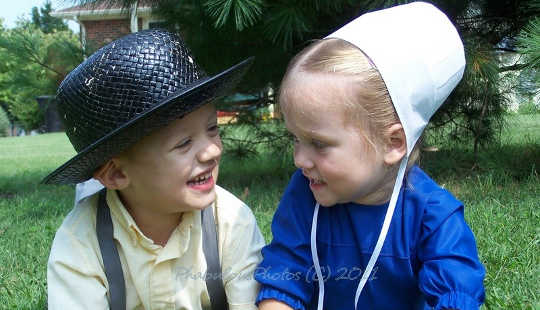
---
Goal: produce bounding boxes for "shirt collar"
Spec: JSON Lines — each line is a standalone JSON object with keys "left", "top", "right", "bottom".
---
{"left": 105, "top": 188, "right": 198, "bottom": 257}
{"left": 106, "top": 189, "right": 155, "bottom": 247}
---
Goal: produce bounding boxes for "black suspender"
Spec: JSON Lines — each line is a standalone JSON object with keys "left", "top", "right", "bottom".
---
{"left": 96, "top": 189, "right": 227, "bottom": 310}
{"left": 97, "top": 189, "right": 126, "bottom": 310}
{"left": 201, "top": 205, "right": 229, "bottom": 310}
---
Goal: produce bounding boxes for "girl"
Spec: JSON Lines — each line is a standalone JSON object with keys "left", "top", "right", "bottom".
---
{"left": 255, "top": 2, "right": 485, "bottom": 310}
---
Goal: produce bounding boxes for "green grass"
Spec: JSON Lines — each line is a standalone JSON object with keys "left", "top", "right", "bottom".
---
{"left": 0, "top": 134, "right": 76, "bottom": 309}
{"left": 0, "top": 114, "right": 538, "bottom": 309}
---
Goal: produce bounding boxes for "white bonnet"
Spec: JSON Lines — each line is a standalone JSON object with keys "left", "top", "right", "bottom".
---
{"left": 326, "top": 1, "right": 465, "bottom": 154}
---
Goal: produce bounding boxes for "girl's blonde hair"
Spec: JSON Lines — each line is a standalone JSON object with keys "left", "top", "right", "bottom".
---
{"left": 279, "top": 38, "right": 420, "bottom": 170}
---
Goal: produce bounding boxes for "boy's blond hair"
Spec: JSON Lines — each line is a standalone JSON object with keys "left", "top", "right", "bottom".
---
{"left": 280, "top": 38, "right": 420, "bottom": 170}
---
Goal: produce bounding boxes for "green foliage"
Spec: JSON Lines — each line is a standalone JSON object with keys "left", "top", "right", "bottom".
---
{"left": 204, "top": 0, "right": 264, "bottom": 31}
{"left": 515, "top": 17, "right": 540, "bottom": 103}
{"left": 0, "top": 107, "right": 9, "bottom": 137}
{"left": 220, "top": 116, "right": 291, "bottom": 158}
{"left": 31, "top": 0, "right": 69, "bottom": 34}
{"left": 517, "top": 17, "right": 540, "bottom": 69}
{"left": 0, "top": 22, "right": 83, "bottom": 130}
{"left": 430, "top": 38, "right": 513, "bottom": 156}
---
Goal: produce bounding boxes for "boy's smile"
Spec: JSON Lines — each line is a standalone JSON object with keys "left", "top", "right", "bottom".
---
{"left": 187, "top": 167, "right": 216, "bottom": 191}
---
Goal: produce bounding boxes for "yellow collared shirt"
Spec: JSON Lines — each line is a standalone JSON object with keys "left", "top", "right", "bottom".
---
{"left": 48, "top": 186, "right": 265, "bottom": 310}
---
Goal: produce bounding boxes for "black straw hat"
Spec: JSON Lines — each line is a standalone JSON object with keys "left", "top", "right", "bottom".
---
{"left": 43, "top": 29, "right": 253, "bottom": 184}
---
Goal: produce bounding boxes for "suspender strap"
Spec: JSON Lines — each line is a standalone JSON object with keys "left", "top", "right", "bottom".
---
{"left": 96, "top": 190, "right": 226, "bottom": 310}
{"left": 201, "top": 206, "right": 229, "bottom": 310}
{"left": 96, "top": 189, "right": 126, "bottom": 310}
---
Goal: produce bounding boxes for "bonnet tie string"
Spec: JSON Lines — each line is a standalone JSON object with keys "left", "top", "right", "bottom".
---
{"left": 353, "top": 157, "right": 408, "bottom": 309}
{"left": 310, "top": 203, "right": 324, "bottom": 310}
{"left": 309, "top": 156, "right": 408, "bottom": 310}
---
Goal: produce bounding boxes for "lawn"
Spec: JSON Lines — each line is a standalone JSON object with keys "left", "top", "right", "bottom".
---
{"left": 0, "top": 114, "right": 538, "bottom": 309}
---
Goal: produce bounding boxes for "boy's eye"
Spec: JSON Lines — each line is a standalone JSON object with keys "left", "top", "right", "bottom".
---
{"left": 208, "top": 124, "right": 219, "bottom": 134}
{"left": 175, "top": 138, "right": 191, "bottom": 149}
{"left": 208, "top": 124, "right": 219, "bottom": 137}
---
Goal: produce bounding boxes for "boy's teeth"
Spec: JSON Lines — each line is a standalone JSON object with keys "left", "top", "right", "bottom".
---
{"left": 193, "top": 173, "right": 210, "bottom": 183}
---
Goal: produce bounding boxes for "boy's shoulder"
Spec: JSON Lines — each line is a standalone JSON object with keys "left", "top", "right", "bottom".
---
{"left": 55, "top": 193, "right": 100, "bottom": 240}
{"left": 214, "top": 185, "right": 257, "bottom": 225}
{"left": 48, "top": 192, "right": 101, "bottom": 266}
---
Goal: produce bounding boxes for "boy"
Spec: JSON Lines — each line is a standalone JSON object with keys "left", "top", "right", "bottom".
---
{"left": 45, "top": 29, "right": 265, "bottom": 309}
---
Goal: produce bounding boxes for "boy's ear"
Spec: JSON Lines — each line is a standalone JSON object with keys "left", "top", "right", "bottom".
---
{"left": 383, "top": 123, "right": 407, "bottom": 165}
{"left": 93, "top": 159, "right": 130, "bottom": 190}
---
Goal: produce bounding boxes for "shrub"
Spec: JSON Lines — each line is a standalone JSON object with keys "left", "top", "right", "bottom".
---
{"left": 0, "top": 107, "right": 9, "bottom": 137}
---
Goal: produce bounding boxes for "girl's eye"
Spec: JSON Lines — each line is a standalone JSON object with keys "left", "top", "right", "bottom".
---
{"left": 312, "top": 140, "right": 327, "bottom": 149}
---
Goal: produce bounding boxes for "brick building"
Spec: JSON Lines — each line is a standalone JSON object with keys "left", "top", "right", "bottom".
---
{"left": 51, "top": 0, "right": 162, "bottom": 50}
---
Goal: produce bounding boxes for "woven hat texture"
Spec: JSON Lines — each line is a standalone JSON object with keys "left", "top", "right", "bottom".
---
{"left": 43, "top": 29, "right": 253, "bottom": 184}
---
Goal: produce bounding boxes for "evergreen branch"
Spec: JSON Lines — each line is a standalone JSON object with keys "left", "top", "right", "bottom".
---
{"left": 494, "top": 47, "right": 518, "bottom": 53}
{"left": 11, "top": 29, "right": 64, "bottom": 77}
{"left": 499, "top": 63, "right": 528, "bottom": 72}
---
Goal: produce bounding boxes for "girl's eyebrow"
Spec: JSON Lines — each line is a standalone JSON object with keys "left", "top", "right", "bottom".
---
{"left": 293, "top": 128, "right": 332, "bottom": 142}
{"left": 284, "top": 118, "right": 333, "bottom": 141}
{"left": 309, "top": 132, "right": 334, "bottom": 143}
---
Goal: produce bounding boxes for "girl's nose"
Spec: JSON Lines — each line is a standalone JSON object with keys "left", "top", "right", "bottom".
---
{"left": 294, "top": 146, "right": 314, "bottom": 170}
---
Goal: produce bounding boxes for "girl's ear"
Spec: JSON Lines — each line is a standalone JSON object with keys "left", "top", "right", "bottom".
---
{"left": 93, "top": 159, "right": 130, "bottom": 190}
{"left": 383, "top": 123, "right": 407, "bottom": 165}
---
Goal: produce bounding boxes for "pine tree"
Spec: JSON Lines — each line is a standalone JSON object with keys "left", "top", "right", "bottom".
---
{"left": 31, "top": 0, "right": 69, "bottom": 34}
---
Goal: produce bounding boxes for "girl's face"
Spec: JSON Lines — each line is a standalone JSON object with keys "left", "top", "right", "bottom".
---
{"left": 282, "top": 75, "right": 394, "bottom": 207}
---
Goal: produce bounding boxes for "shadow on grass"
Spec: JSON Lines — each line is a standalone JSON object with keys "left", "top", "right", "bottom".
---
{"left": 421, "top": 142, "right": 539, "bottom": 182}
{"left": 0, "top": 170, "right": 74, "bottom": 223}
{"left": 0, "top": 169, "right": 50, "bottom": 194}
{"left": 220, "top": 151, "right": 296, "bottom": 189}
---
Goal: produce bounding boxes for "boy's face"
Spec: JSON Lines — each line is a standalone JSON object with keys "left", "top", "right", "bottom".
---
{"left": 118, "top": 104, "right": 222, "bottom": 214}
{"left": 282, "top": 74, "right": 393, "bottom": 207}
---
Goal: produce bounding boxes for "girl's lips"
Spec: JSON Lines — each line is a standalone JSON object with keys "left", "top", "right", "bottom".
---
{"left": 187, "top": 175, "right": 215, "bottom": 192}
{"left": 309, "top": 178, "right": 326, "bottom": 191}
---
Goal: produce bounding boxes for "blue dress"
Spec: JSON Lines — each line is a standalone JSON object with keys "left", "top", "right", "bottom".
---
{"left": 255, "top": 166, "right": 485, "bottom": 310}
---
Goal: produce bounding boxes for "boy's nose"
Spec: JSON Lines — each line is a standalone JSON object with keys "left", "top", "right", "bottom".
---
{"left": 198, "top": 138, "right": 222, "bottom": 163}
{"left": 294, "top": 147, "right": 314, "bottom": 170}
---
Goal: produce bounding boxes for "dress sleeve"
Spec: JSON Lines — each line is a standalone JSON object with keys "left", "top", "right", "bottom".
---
{"left": 417, "top": 189, "right": 486, "bottom": 310}
{"left": 255, "top": 170, "right": 315, "bottom": 310}
{"left": 47, "top": 224, "right": 109, "bottom": 309}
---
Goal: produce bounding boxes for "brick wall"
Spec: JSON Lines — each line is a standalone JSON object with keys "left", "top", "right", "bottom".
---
{"left": 83, "top": 18, "right": 144, "bottom": 48}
